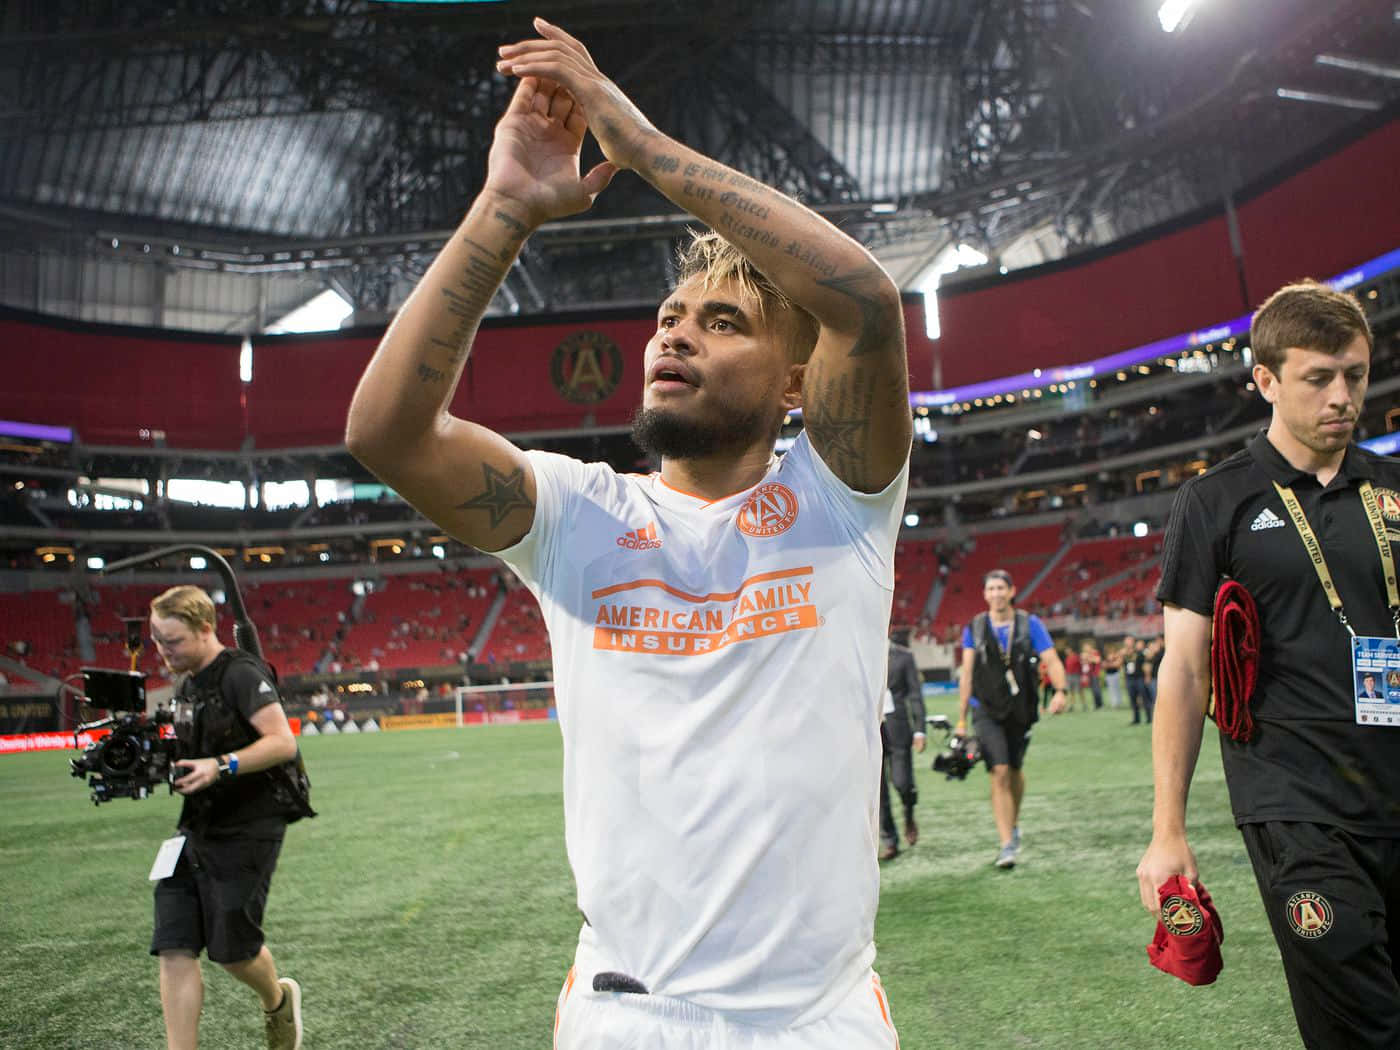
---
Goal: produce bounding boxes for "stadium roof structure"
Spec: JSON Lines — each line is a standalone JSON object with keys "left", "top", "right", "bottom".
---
{"left": 0, "top": 0, "right": 1397, "bottom": 334}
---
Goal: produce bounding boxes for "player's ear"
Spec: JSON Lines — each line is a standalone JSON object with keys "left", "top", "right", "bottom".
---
{"left": 782, "top": 363, "right": 804, "bottom": 412}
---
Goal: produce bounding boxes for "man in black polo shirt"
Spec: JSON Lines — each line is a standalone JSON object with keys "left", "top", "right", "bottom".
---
{"left": 1137, "top": 280, "right": 1400, "bottom": 1049}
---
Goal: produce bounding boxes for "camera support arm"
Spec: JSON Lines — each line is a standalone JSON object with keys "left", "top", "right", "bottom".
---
{"left": 101, "top": 545, "right": 263, "bottom": 661}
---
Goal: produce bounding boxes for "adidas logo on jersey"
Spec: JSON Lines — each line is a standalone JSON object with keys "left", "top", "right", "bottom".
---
{"left": 1250, "top": 507, "right": 1286, "bottom": 531}
{"left": 616, "top": 522, "right": 662, "bottom": 550}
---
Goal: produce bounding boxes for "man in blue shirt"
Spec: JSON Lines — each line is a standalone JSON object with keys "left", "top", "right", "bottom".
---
{"left": 956, "top": 569, "right": 1067, "bottom": 868}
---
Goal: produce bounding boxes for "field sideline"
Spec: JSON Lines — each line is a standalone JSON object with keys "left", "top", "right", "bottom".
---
{"left": 2, "top": 697, "right": 1304, "bottom": 1049}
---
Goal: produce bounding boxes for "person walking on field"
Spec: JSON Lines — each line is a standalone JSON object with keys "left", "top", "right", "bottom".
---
{"left": 1138, "top": 281, "right": 1400, "bottom": 1049}
{"left": 956, "top": 570, "right": 1068, "bottom": 869}
{"left": 347, "top": 18, "right": 912, "bottom": 1048}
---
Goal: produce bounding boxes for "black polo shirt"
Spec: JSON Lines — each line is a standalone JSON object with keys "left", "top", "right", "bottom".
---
{"left": 1158, "top": 431, "right": 1400, "bottom": 836}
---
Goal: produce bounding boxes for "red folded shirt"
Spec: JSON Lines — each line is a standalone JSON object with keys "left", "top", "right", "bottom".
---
{"left": 1148, "top": 875, "right": 1224, "bottom": 986}
{"left": 1211, "top": 579, "right": 1260, "bottom": 743}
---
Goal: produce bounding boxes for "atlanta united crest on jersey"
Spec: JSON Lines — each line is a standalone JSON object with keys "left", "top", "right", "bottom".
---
{"left": 497, "top": 431, "right": 909, "bottom": 1027}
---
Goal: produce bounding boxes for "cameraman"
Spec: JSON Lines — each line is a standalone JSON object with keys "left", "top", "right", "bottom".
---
{"left": 147, "top": 586, "right": 305, "bottom": 1050}
{"left": 956, "top": 570, "right": 1067, "bottom": 869}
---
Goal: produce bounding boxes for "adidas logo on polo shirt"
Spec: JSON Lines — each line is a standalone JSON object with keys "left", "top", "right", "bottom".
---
{"left": 1250, "top": 507, "right": 1286, "bottom": 531}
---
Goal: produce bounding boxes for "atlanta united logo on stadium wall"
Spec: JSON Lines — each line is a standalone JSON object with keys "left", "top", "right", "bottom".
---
{"left": 1161, "top": 895, "right": 1204, "bottom": 937}
{"left": 737, "top": 483, "right": 799, "bottom": 538}
{"left": 550, "top": 330, "right": 624, "bottom": 404}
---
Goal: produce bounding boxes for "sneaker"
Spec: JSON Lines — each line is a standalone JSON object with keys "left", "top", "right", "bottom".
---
{"left": 1011, "top": 826, "right": 1021, "bottom": 851}
{"left": 904, "top": 814, "right": 919, "bottom": 847}
{"left": 995, "top": 843, "right": 1017, "bottom": 869}
{"left": 265, "top": 977, "right": 303, "bottom": 1050}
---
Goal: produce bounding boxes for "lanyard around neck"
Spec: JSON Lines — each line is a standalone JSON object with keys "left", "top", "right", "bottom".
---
{"left": 1272, "top": 479, "right": 1400, "bottom": 639}
{"left": 988, "top": 613, "right": 1015, "bottom": 655}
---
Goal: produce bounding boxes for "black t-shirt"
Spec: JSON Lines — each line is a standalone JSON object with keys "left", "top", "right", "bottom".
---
{"left": 1123, "top": 650, "right": 1145, "bottom": 680}
{"left": 176, "top": 649, "right": 287, "bottom": 839}
{"left": 1157, "top": 432, "right": 1400, "bottom": 835}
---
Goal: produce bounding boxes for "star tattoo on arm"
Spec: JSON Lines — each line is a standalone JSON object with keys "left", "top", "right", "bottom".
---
{"left": 455, "top": 464, "right": 533, "bottom": 529}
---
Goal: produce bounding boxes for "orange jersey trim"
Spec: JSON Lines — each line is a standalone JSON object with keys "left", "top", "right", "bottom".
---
{"left": 591, "top": 565, "right": 813, "bottom": 603}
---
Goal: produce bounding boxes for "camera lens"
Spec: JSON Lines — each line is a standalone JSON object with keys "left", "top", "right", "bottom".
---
{"left": 101, "top": 736, "right": 141, "bottom": 775}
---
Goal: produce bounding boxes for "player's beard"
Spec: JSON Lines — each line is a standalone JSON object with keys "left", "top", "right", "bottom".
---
{"left": 631, "top": 401, "right": 776, "bottom": 461}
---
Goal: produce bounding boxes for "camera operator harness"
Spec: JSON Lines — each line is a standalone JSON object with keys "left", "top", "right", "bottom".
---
{"left": 68, "top": 545, "right": 314, "bottom": 827}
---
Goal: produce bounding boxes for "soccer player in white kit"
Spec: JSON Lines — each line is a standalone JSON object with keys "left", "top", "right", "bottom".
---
{"left": 347, "top": 19, "right": 912, "bottom": 1049}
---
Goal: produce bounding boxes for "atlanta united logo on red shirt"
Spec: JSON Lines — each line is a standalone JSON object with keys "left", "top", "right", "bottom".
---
{"left": 1161, "top": 895, "right": 1205, "bottom": 937}
{"left": 736, "top": 482, "right": 799, "bottom": 538}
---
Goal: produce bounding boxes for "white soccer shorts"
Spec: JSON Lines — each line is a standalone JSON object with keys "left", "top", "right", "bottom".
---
{"left": 553, "top": 967, "right": 900, "bottom": 1050}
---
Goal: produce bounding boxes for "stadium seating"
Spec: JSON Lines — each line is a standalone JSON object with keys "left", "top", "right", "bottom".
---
{"left": 0, "top": 589, "right": 80, "bottom": 684}
{"left": 932, "top": 524, "right": 1069, "bottom": 640}
{"left": 336, "top": 569, "right": 497, "bottom": 672}
{"left": 891, "top": 539, "right": 940, "bottom": 630}
{"left": 476, "top": 584, "right": 551, "bottom": 668}
{"left": 1026, "top": 533, "right": 1163, "bottom": 615}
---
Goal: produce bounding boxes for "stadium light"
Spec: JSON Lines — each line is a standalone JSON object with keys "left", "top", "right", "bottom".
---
{"left": 432, "top": 544, "right": 446, "bottom": 559}
{"left": 1133, "top": 521, "right": 1150, "bottom": 538}
{"left": 1158, "top": 0, "right": 1202, "bottom": 33}
{"left": 917, "top": 243, "right": 989, "bottom": 340}
{"left": 265, "top": 288, "right": 354, "bottom": 334}
{"left": 189, "top": 555, "right": 207, "bottom": 570}
{"left": 239, "top": 336, "right": 252, "bottom": 383}
{"left": 904, "top": 512, "right": 920, "bottom": 528}
{"left": 85, "top": 556, "right": 104, "bottom": 570}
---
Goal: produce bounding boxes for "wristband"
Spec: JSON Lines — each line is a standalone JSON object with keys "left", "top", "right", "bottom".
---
{"left": 217, "top": 753, "right": 239, "bottom": 779}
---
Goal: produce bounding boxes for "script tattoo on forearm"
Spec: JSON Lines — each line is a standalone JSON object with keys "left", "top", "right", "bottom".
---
{"left": 429, "top": 232, "right": 514, "bottom": 364}
{"left": 454, "top": 463, "right": 534, "bottom": 529}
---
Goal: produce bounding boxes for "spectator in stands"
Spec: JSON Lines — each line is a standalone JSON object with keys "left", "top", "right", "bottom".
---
{"left": 956, "top": 570, "right": 1068, "bottom": 869}
{"left": 146, "top": 585, "right": 309, "bottom": 1050}
{"left": 346, "top": 20, "right": 912, "bottom": 1047}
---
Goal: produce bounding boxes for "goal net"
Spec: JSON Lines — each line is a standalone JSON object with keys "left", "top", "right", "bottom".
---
{"left": 452, "top": 681, "right": 556, "bottom": 726}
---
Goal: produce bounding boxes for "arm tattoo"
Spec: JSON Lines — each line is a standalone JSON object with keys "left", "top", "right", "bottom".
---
{"left": 816, "top": 269, "right": 901, "bottom": 359}
{"left": 493, "top": 209, "right": 528, "bottom": 242}
{"left": 416, "top": 363, "right": 446, "bottom": 384}
{"left": 455, "top": 464, "right": 533, "bottom": 529}
{"left": 431, "top": 239, "right": 512, "bottom": 363}
{"left": 802, "top": 360, "right": 877, "bottom": 484}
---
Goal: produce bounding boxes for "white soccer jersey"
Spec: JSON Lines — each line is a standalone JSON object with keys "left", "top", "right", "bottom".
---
{"left": 497, "top": 431, "right": 908, "bottom": 1028}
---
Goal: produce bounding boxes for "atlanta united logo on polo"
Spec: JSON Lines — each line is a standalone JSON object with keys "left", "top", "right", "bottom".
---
{"left": 736, "top": 482, "right": 799, "bottom": 538}
{"left": 1161, "top": 895, "right": 1205, "bottom": 937}
{"left": 1285, "top": 890, "right": 1334, "bottom": 939}
{"left": 1375, "top": 488, "right": 1400, "bottom": 522}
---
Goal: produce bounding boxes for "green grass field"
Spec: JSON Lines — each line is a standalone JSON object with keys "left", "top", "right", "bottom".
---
{"left": 2, "top": 697, "right": 1304, "bottom": 1049}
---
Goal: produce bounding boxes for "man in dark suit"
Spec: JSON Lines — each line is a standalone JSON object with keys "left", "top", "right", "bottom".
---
{"left": 1359, "top": 674, "right": 1383, "bottom": 700}
{"left": 880, "top": 628, "right": 927, "bottom": 860}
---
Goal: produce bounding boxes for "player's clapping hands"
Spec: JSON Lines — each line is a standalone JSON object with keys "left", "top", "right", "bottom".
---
{"left": 496, "top": 17, "right": 659, "bottom": 174}
{"left": 484, "top": 62, "right": 616, "bottom": 227}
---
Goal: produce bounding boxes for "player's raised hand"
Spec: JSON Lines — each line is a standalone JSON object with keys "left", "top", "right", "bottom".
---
{"left": 496, "top": 17, "right": 659, "bottom": 173}
{"left": 484, "top": 74, "right": 617, "bottom": 228}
